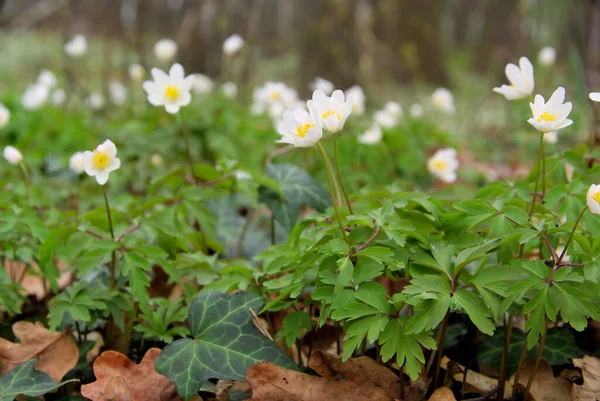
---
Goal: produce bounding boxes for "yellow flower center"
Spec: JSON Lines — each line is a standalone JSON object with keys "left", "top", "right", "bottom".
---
{"left": 322, "top": 111, "right": 340, "bottom": 121}
{"left": 93, "top": 152, "right": 110, "bottom": 169}
{"left": 165, "top": 85, "right": 180, "bottom": 101}
{"left": 432, "top": 160, "right": 446, "bottom": 171}
{"left": 592, "top": 192, "right": 600, "bottom": 204}
{"left": 537, "top": 112, "right": 556, "bottom": 123}
{"left": 271, "top": 91, "right": 281, "bottom": 101}
{"left": 296, "top": 123, "right": 314, "bottom": 138}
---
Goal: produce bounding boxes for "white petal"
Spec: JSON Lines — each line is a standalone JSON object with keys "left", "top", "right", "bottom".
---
{"left": 169, "top": 63, "right": 185, "bottom": 79}
{"left": 165, "top": 104, "right": 180, "bottom": 114}
{"left": 546, "top": 87, "right": 566, "bottom": 109}
{"left": 107, "top": 157, "right": 121, "bottom": 172}
{"left": 590, "top": 92, "right": 600, "bottom": 102}
{"left": 151, "top": 68, "right": 169, "bottom": 85}
{"left": 101, "top": 140, "right": 117, "bottom": 158}
{"left": 96, "top": 170, "right": 109, "bottom": 185}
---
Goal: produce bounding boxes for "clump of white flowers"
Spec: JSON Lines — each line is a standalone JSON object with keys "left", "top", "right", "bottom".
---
{"left": 358, "top": 125, "right": 383, "bottom": 145}
{"left": 87, "top": 92, "right": 105, "bottom": 110}
{"left": 129, "top": 64, "right": 145, "bottom": 83}
{"left": 3, "top": 146, "right": 23, "bottom": 165}
{"left": 191, "top": 74, "right": 214, "bottom": 95}
{"left": 220, "top": 82, "right": 238, "bottom": 99}
{"left": 310, "top": 77, "right": 334, "bottom": 96}
{"left": 142, "top": 63, "right": 194, "bottom": 114}
{"left": 109, "top": 81, "right": 127, "bottom": 106}
{"left": 252, "top": 82, "right": 299, "bottom": 118}
{"left": 409, "top": 103, "right": 424, "bottom": 119}
{"left": 431, "top": 88, "right": 455, "bottom": 114}
{"left": 346, "top": 85, "right": 366, "bottom": 115}
{"left": 37, "top": 70, "right": 57, "bottom": 89}
{"left": 154, "top": 39, "right": 177, "bottom": 62}
{"left": 51, "top": 89, "right": 67, "bottom": 106}
{"left": 528, "top": 87, "right": 572, "bottom": 134}
{"left": 374, "top": 101, "right": 403, "bottom": 129}
{"left": 22, "top": 84, "right": 49, "bottom": 110}
{"left": 83, "top": 140, "right": 121, "bottom": 185}
{"left": 493, "top": 57, "right": 534, "bottom": 100}
{"left": 427, "top": 148, "right": 459, "bottom": 183}
{"left": 0, "top": 103, "right": 10, "bottom": 129}
{"left": 64, "top": 34, "right": 87, "bottom": 57}
{"left": 223, "top": 34, "right": 245, "bottom": 55}
{"left": 538, "top": 46, "right": 556, "bottom": 67}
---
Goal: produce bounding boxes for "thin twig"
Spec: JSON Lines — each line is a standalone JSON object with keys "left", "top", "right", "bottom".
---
{"left": 352, "top": 227, "right": 380, "bottom": 255}
{"left": 117, "top": 225, "right": 140, "bottom": 242}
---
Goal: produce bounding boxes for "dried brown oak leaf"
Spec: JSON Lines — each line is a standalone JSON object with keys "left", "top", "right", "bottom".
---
{"left": 0, "top": 321, "right": 78, "bottom": 382}
{"left": 428, "top": 387, "right": 456, "bottom": 401}
{"left": 510, "top": 360, "right": 571, "bottom": 401}
{"left": 81, "top": 348, "right": 183, "bottom": 401}
{"left": 571, "top": 355, "right": 600, "bottom": 401}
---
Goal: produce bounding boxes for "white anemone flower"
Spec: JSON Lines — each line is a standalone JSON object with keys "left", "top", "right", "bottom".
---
{"left": 587, "top": 184, "right": 600, "bottom": 215}
{"left": 527, "top": 87, "right": 573, "bottom": 133}
{"left": 3, "top": 146, "right": 22, "bottom": 165}
{"left": 151, "top": 153, "right": 164, "bottom": 167}
{"left": 427, "top": 148, "right": 459, "bottom": 183}
{"left": 69, "top": 152, "right": 85, "bottom": 175}
{"left": 191, "top": 74, "right": 214, "bottom": 95}
{"left": 83, "top": 140, "right": 121, "bottom": 185}
{"left": 358, "top": 125, "right": 383, "bottom": 145}
{"left": 51, "top": 89, "right": 66, "bottom": 106}
{"left": 373, "top": 110, "right": 398, "bottom": 129}
{"left": 109, "top": 81, "right": 127, "bottom": 106}
{"left": 142, "top": 63, "right": 194, "bottom": 114}
{"left": 278, "top": 102, "right": 323, "bottom": 148}
{"left": 310, "top": 89, "right": 352, "bottom": 133}
{"left": 538, "top": 47, "right": 556, "bottom": 67}
{"left": 0, "top": 103, "right": 10, "bottom": 129}
{"left": 87, "top": 92, "right": 105, "bottom": 110}
{"left": 223, "top": 34, "right": 244, "bottom": 55}
{"left": 346, "top": 85, "right": 366, "bottom": 115}
{"left": 22, "top": 84, "right": 49, "bottom": 110}
{"left": 220, "top": 82, "right": 238, "bottom": 99}
{"left": 154, "top": 39, "right": 177, "bottom": 62}
{"left": 493, "top": 57, "right": 535, "bottom": 100}
{"left": 431, "top": 88, "right": 456, "bottom": 114}
{"left": 129, "top": 64, "right": 145, "bottom": 82}
{"left": 64, "top": 35, "right": 87, "bottom": 57}
{"left": 409, "top": 103, "right": 424, "bottom": 119}
{"left": 384, "top": 102, "right": 402, "bottom": 117}
{"left": 310, "top": 77, "right": 334, "bottom": 95}
{"left": 37, "top": 70, "right": 57, "bottom": 88}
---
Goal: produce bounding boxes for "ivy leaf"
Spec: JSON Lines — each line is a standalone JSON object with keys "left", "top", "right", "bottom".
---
{"left": 155, "top": 291, "right": 296, "bottom": 400}
{"left": 0, "top": 359, "right": 77, "bottom": 401}
{"left": 259, "top": 163, "right": 330, "bottom": 232}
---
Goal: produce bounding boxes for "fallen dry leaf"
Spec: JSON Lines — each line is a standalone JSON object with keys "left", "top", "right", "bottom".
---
{"left": 428, "top": 387, "right": 456, "bottom": 401}
{"left": 3, "top": 259, "right": 72, "bottom": 301}
{"left": 510, "top": 360, "right": 571, "bottom": 401}
{"left": 571, "top": 355, "right": 600, "bottom": 401}
{"left": 247, "top": 361, "right": 395, "bottom": 401}
{"left": 441, "top": 356, "right": 514, "bottom": 398}
{"left": 309, "top": 350, "right": 401, "bottom": 399}
{"left": 0, "top": 321, "right": 78, "bottom": 382}
{"left": 81, "top": 348, "right": 182, "bottom": 401}
{"left": 84, "top": 331, "right": 105, "bottom": 364}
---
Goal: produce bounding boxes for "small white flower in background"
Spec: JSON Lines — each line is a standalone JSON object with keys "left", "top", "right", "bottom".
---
{"left": 254, "top": 82, "right": 298, "bottom": 106}
{"left": 528, "top": 87, "right": 573, "bottom": 133}
{"left": 250, "top": 102, "right": 266, "bottom": 115}
{"left": 346, "top": 85, "right": 366, "bottom": 115}
{"left": 142, "top": 63, "right": 194, "bottom": 114}
{"left": 37, "top": 70, "right": 57, "bottom": 88}
{"left": 278, "top": 102, "right": 323, "bottom": 148}
{"left": 86, "top": 92, "right": 105, "bottom": 110}
{"left": 64, "top": 34, "right": 87, "bottom": 57}
{"left": 51, "top": 89, "right": 66, "bottom": 106}
{"left": 409, "top": 103, "right": 424, "bottom": 119}
{"left": 154, "top": 39, "right": 177, "bottom": 62}
{"left": 431, "top": 88, "right": 456, "bottom": 114}
{"left": 358, "top": 125, "right": 383, "bottom": 145}
{"left": 543, "top": 131, "right": 558, "bottom": 144}
{"left": 310, "top": 77, "right": 334, "bottom": 96}
{"left": 191, "top": 74, "right": 214, "bottom": 95}
{"left": 22, "top": 84, "right": 49, "bottom": 110}
{"left": 384, "top": 101, "right": 403, "bottom": 118}
{"left": 373, "top": 110, "right": 398, "bottom": 129}
{"left": 223, "top": 34, "right": 244, "bottom": 55}
{"left": 109, "top": 81, "right": 127, "bottom": 106}
{"left": 83, "top": 140, "right": 121, "bottom": 185}
{"left": 150, "top": 153, "right": 164, "bottom": 167}
{"left": 235, "top": 170, "right": 252, "bottom": 180}
{"left": 587, "top": 184, "right": 600, "bottom": 215}
{"left": 538, "top": 47, "right": 556, "bottom": 67}
{"left": 220, "top": 82, "right": 238, "bottom": 99}
{"left": 3, "top": 146, "right": 23, "bottom": 165}
{"left": 0, "top": 103, "right": 10, "bottom": 129}
{"left": 268, "top": 103, "right": 286, "bottom": 120}
{"left": 129, "top": 64, "right": 145, "bottom": 82}
{"left": 589, "top": 92, "right": 600, "bottom": 102}
{"left": 427, "top": 148, "right": 459, "bottom": 183}
{"left": 69, "top": 152, "right": 85, "bottom": 175}
{"left": 493, "top": 57, "right": 535, "bottom": 100}
{"left": 311, "top": 89, "right": 352, "bottom": 133}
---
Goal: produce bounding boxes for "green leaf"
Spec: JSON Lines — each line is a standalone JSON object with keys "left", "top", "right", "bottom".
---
{"left": 259, "top": 163, "right": 330, "bottom": 232}
{"left": 278, "top": 311, "right": 312, "bottom": 348}
{"left": 405, "top": 294, "right": 451, "bottom": 334}
{"left": 453, "top": 289, "right": 496, "bottom": 335}
{"left": 155, "top": 291, "right": 296, "bottom": 400}
{"left": 0, "top": 359, "right": 77, "bottom": 401}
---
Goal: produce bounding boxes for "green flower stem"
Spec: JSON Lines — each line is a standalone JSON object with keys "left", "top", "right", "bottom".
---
{"left": 541, "top": 136, "right": 546, "bottom": 197}
{"left": 179, "top": 110, "right": 196, "bottom": 184}
{"left": 333, "top": 133, "right": 354, "bottom": 214}
{"left": 103, "top": 186, "right": 116, "bottom": 289}
{"left": 316, "top": 143, "right": 349, "bottom": 245}
{"left": 497, "top": 314, "right": 514, "bottom": 401}
{"left": 556, "top": 206, "right": 588, "bottom": 266}
{"left": 19, "top": 161, "right": 31, "bottom": 205}
{"left": 523, "top": 318, "right": 548, "bottom": 401}
{"left": 527, "top": 133, "right": 545, "bottom": 219}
